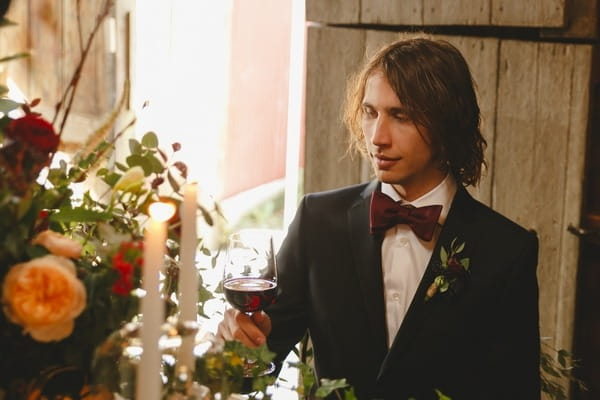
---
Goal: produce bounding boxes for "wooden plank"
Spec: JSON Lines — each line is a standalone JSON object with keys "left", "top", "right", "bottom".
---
{"left": 361, "top": 0, "right": 422, "bottom": 25}
{"left": 494, "top": 40, "right": 586, "bottom": 349}
{"left": 424, "top": 0, "right": 491, "bottom": 25}
{"left": 533, "top": 42, "right": 574, "bottom": 348}
{"left": 304, "top": 26, "right": 365, "bottom": 194}
{"left": 555, "top": 44, "right": 592, "bottom": 352}
{"left": 542, "top": 0, "right": 598, "bottom": 40}
{"left": 493, "top": 40, "right": 544, "bottom": 322}
{"left": 493, "top": 40, "right": 538, "bottom": 229}
{"left": 306, "top": 0, "right": 360, "bottom": 24}
{"left": 491, "top": 0, "right": 566, "bottom": 27}
{"left": 60, "top": 0, "right": 112, "bottom": 145}
{"left": 436, "top": 35, "right": 499, "bottom": 206}
{"left": 29, "top": 0, "right": 63, "bottom": 111}
{"left": 0, "top": 0, "right": 30, "bottom": 97}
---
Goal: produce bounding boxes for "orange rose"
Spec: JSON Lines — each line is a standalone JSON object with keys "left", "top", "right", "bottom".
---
{"left": 2, "top": 255, "right": 86, "bottom": 342}
{"left": 31, "top": 230, "right": 82, "bottom": 259}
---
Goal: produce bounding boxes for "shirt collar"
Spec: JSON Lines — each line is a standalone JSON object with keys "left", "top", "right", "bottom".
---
{"left": 380, "top": 174, "right": 457, "bottom": 226}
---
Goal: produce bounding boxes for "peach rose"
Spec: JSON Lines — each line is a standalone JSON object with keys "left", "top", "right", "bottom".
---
{"left": 2, "top": 255, "right": 87, "bottom": 342}
{"left": 32, "top": 230, "right": 82, "bottom": 259}
{"left": 31, "top": 230, "right": 82, "bottom": 259}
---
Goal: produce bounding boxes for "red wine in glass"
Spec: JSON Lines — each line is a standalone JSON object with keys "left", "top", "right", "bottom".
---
{"left": 224, "top": 277, "right": 277, "bottom": 313}
{"left": 223, "top": 229, "right": 278, "bottom": 377}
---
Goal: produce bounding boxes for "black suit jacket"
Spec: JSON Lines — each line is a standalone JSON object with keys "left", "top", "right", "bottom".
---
{"left": 266, "top": 181, "right": 540, "bottom": 400}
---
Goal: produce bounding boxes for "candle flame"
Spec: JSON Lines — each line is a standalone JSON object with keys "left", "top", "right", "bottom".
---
{"left": 148, "top": 201, "right": 176, "bottom": 222}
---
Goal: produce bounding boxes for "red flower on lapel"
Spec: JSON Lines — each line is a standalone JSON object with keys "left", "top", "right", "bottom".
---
{"left": 425, "top": 237, "right": 470, "bottom": 301}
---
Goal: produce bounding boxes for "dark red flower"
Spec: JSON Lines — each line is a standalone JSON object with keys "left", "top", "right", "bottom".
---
{"left": 447, "top": 257, "right": 466, "bottom": 276}
{"left": 112, "top": 253, "right": 134, "bottom": 296}
{"left": 111, "top": 241, "right": 144, "bottom": 296}
{"left": 6, "top": 114, "right": 59, "bottom": 153}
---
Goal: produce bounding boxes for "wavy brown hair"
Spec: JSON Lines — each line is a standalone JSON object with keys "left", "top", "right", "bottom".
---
{"left": 344, "top": 37, "right": 487, "bottom": 187}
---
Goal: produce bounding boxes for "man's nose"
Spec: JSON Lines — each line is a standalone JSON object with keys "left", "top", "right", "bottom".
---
{"left": 371, "top": 117, "right": 391, "bottom": 146}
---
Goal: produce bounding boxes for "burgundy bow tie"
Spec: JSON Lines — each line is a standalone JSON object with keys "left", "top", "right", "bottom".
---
{"left": 369, "top": 190, "right": 442, "bottom": 241}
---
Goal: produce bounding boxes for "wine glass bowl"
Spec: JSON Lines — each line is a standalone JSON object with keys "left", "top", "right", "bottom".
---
{"left": 223, "top": 229, "right": 278, "bottom": 376}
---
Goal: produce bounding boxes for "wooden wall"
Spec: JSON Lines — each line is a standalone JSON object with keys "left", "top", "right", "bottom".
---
{"left": 303, "top": 0, "right": 595, "bottom": 370}
{"left": 0, "top": 0, "right": 117, "bottom": 150}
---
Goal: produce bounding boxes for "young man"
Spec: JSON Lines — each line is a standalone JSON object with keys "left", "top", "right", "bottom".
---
{"left": 218, "top": 38, "right": 540, "bottom": 400}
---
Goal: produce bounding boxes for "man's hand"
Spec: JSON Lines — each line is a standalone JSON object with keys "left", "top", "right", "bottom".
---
{"left": 217, "top": 308, "right": 272, "bottom": 348}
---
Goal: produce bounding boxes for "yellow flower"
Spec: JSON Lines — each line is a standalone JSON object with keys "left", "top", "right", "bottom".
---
{"left": 32, "top": 230, "right": 82, "bottom": 259}
{"left": 2, "top": 255, "right": 86, "bottom": 342}
{"left": 113, "top": 166, "right": 145, "bottom": 192}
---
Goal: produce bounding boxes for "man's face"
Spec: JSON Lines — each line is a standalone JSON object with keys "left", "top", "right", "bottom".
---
{"left": 361, "top": 71, "right": 445, "bottom": 200}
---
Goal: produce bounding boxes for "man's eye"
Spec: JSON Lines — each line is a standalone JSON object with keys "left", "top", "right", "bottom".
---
{"left": 362, "top": 107, "right": 377, "bottom": 118}
{"left": 393, "top": 113, "right": 410, "bottom": 121}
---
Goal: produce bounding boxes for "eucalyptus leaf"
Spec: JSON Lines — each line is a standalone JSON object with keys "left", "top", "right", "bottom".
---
{"left": 455, "top": 242, "right": 465, "bottom": 253}
{"left": 126, "top": 154, "right": 153, "bottom": 175}
{"left": 96, "top": 168, "right": 109, "bottom": 177}
{"left": 315, "top": 378, "right": 351, "bottom": 398}
{"left": 460, "top": 258, "right": 470, "bottom": 270}
{"left": 141, "top": 131, "right": 159, "bottom": 148}
{"left": 440, "top": 246, "right": 448, "bottom": 265}
{"left": 146, "top": 153, "right": 164, "bottom": 174}
{"left": 0, "top": 98, "right": 21, "bottom": 113}
{"left": 115, "top": 162, "right": 128, "bottom": 172}
{"left": 103, "top": 172, "right": 121, "bottom": 187}
{"left": 50, "top": 207, "right": 112, "bottom": 223}
{"left": 128, "top": 138, "right": 142, "bottom": 155}
{"left": 435, "top": 389, "right": 452, "bottom": 400}
{"left": 557, "top": 349, "right": 570, "bottom": 368}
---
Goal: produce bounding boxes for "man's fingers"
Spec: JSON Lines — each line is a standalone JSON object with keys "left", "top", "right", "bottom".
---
{"left": 217, "top": 309, "right": 267, "bottom": 347}
{"left": 252, "top": 311, "right": 272, "bottom": 336}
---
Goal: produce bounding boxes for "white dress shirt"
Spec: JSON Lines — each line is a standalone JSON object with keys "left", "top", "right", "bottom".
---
{"left": 380, "top": 174, "right": 457, "bottom": 348}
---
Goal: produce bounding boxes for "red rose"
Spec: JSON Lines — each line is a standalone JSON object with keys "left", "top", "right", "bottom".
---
{"left": 111, "top": 241, "right": 144, "bottom": 296}
{"left": 447, "top": 257, "right": 465, "bottom": 276}
{"left": 6, "top": 114, "right": 59, "bottom": 153}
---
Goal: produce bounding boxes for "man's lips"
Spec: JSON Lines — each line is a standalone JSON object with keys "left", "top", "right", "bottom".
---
{"left": 373, "top": 154, "right": 401, "bottom": 169}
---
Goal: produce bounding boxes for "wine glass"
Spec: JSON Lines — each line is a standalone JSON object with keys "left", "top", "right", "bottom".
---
{"left": 223, "top": 229, "right": 278, "bottom": 377}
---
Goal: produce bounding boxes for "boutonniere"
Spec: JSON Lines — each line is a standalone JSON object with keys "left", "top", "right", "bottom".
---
{"left": 425, "top": 237, "right": 470, "bottom": 301}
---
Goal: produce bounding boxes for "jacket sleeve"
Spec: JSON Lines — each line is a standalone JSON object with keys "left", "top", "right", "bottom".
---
{"left": 265, "top": 196, "right": 310, "bottom": 368}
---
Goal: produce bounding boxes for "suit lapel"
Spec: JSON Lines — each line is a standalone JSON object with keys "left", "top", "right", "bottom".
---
{"left": 347, "top": 181, "right": 387, "bottom": 348}
{"left": 377, "top": 187, "right": 477, "bottom": 380}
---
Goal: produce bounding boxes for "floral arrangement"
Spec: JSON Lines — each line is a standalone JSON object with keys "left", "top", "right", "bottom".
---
{"left": 0, "top": 1, "right": 219, "bottom": 398}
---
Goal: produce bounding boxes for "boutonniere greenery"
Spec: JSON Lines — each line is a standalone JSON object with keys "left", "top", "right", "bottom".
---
{"left": 425, "top": 238, "right": 470, "bottom": 301}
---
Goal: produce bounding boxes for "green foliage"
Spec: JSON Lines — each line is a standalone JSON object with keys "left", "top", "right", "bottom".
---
{"left": 540, "top": 341, "right": 587, "bottom": 400}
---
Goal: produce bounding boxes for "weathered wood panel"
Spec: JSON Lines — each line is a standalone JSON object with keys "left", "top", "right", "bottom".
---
{"left": 60, "top": 0, "right": 113, "bottom": 146}
{"left": 424, "top": 0, "right": 491, "bottom": 25}
{"left": 5, "top": 0, "right": 116, "bottom": 148}
{"left": 556, "top": 44, "right": 592, "bottom": 352}
{"left": 0, "top": 0, "right": 29, "bottom": 96}
{"left": 542, "top": 0, "right": 599, "bottom": 39}
{"left": 29, "top": 0, "right": 63, "bottom": 111}
{"left": 308, "top": 0, "right": 574, "bottom": 29}
{"left": 491, "top": 0, "right": 566, "bottom": 27}
{"left": 361, "top": 0, "right": 422, "bottom": 25}
{"left": 306, "top": 0, "right": 360, "bottom": 24}
{"left": 304, "top": 26, "right": 366, "bottom": 194}
{"left": 494, "top": 40, "right": 590, "bottom": 350}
